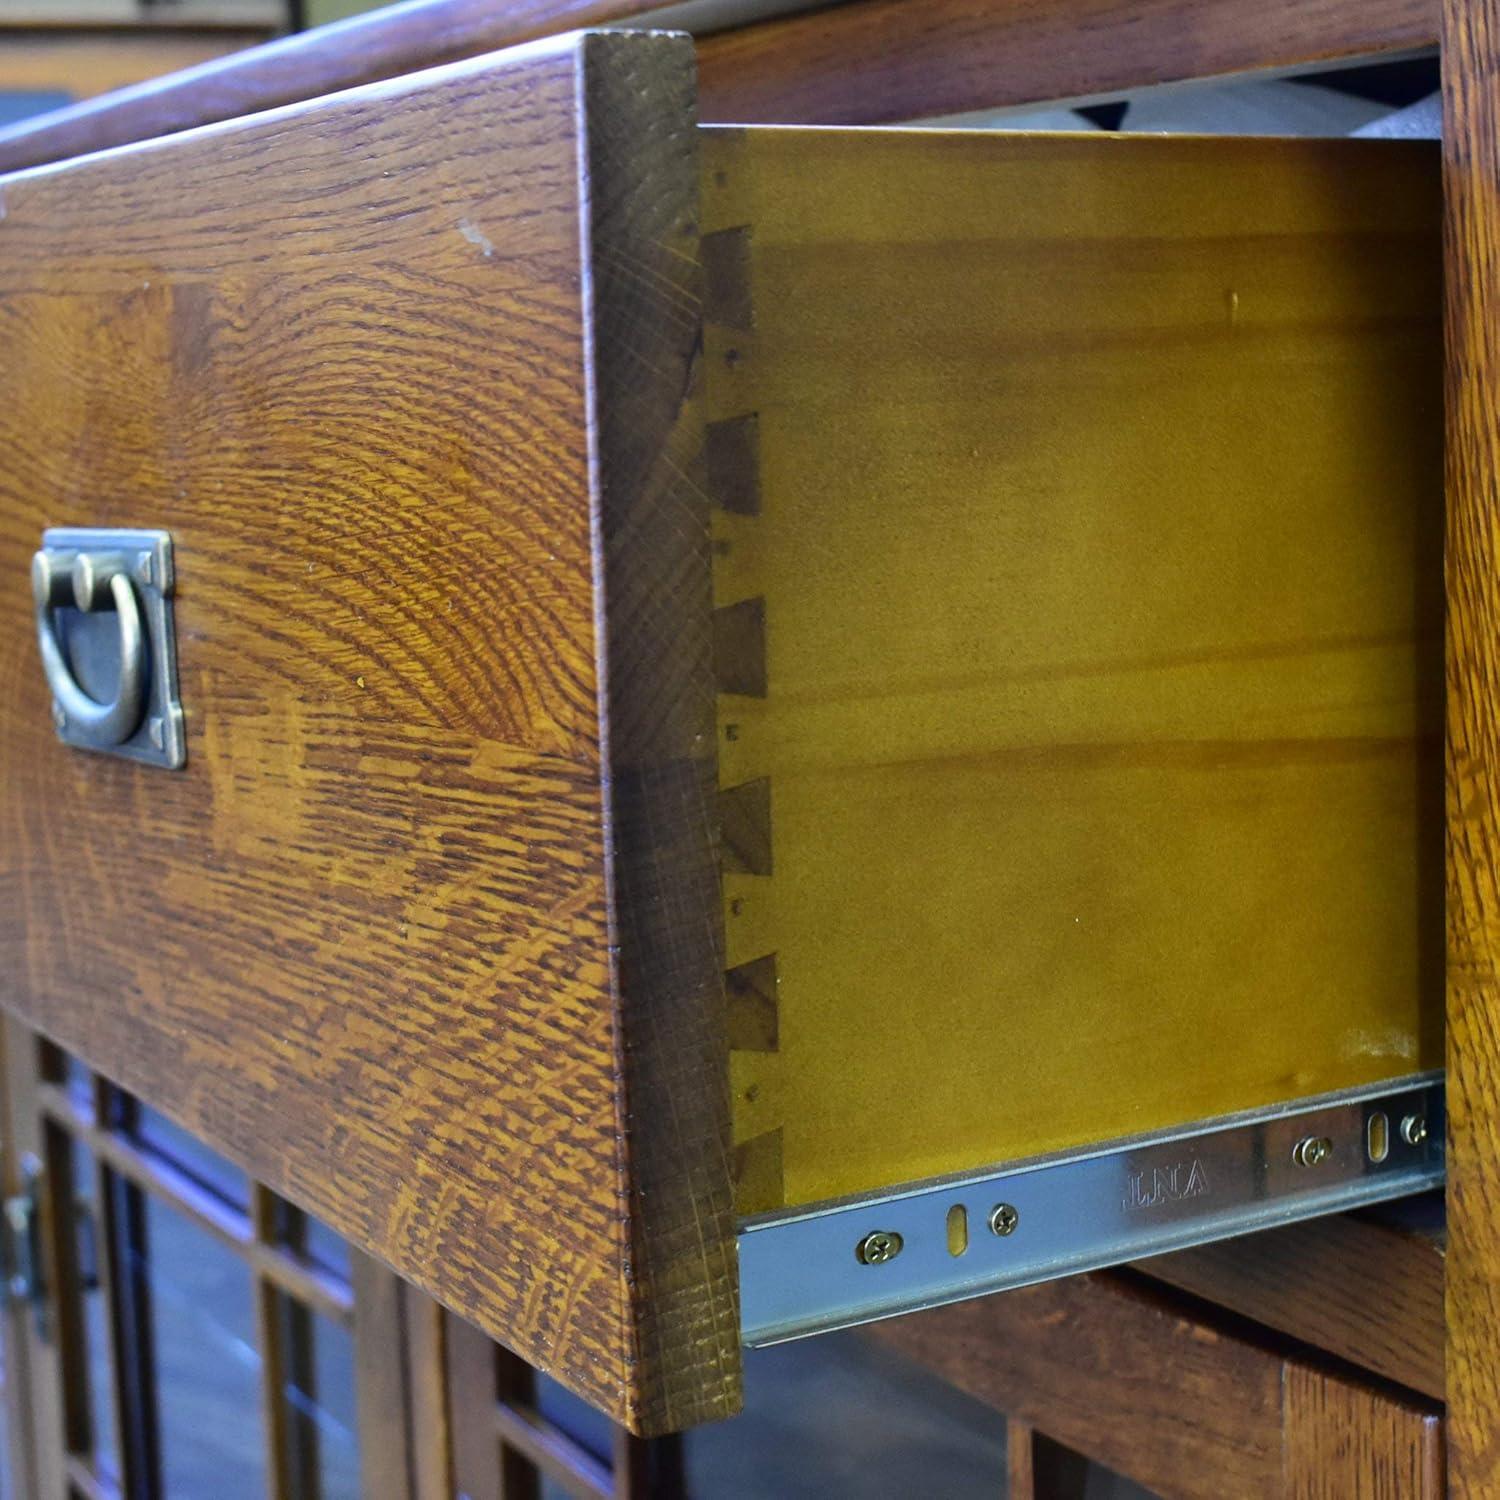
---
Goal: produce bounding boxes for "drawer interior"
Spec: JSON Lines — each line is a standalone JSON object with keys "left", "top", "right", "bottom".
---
{"left": 702, "top": 127, "right": 1444, "bottom": 1218}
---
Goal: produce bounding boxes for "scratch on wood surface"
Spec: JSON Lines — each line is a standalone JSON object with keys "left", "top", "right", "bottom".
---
{"left": 457, "top": 216, "right": 494, "bottom": 257}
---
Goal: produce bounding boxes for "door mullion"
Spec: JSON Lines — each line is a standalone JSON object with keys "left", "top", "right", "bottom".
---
{"left": 253, "top": 1187, "right": 298, "bottom": 1500}
{"left": 446, "top": 1315, "right": 503, "bottom": 1500}
{"left": 349, "top": 1251, "right": 415, "bottom": 1500}
{"left": 400, "top": 1281, "right": 452, "bottom": 1500}
{"left": 613, "top": 1428, "right": 684, "bottom": 1500}
{"left": 39, "top": 1120, "right": 90, "bottom": 1462}
{"left": 97, "top": 1090, "right": 163, "bottom": 1500}
{"left": 89, "top": 1128, "right": 128, "bottom": 1499}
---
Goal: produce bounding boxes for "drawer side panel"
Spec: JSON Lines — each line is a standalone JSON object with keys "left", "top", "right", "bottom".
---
{"left": 703, "top": 128, "right": 1444, "bottom": 1215}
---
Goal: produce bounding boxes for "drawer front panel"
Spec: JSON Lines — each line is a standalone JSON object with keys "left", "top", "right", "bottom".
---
{"left": 0, "top": 31, "right": 737, "bottom": 1433}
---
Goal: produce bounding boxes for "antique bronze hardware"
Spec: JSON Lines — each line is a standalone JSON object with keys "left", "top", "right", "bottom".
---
{"left": 32, "top": 528, "right": 184, "bottom": 768}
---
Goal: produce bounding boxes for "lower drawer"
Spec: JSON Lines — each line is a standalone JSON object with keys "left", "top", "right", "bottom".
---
{"left": 0, "top": 30, "right": 1442, "bottom": 1432}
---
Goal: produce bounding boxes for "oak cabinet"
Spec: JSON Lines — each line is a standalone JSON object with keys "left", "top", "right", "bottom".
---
{"left": 0, "top": 29, "right": 1444, "bottom": 1431}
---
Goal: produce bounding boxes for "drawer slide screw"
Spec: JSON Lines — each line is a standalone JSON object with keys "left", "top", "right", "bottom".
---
{"left": 989, "top": 1203, "right": 1020, "bottom": 1237}
{"left": 855, "top": 1230, "right": 903, "bottom": 1266}
{"left": 1292, "top": 1136, "right": 1334, "bottom": 1168}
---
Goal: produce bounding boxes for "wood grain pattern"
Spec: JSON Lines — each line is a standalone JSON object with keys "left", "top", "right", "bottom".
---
{"left": 703, "top": 126, "right": 1444, "bottom": 1210}
{"left": 1283, "top": 1365, "right": 1445, "bottom": 1498}
{"left": 581, "top": 34, "right": 738, "bottom": 1433}
{"left": 1005, "top": 1419, "right": 1036, "bottom": 1500}
{"left": 1442, "top": 0, "right": 1500, "bottom": 1490}
{"left": 0, "top": 0, "right": 1432, "bottom": 175}
{"left": 1136, "top": 1203, "right": 1444, "bottom": 1401}
{"left": 0, "top": 29, "right": 736, "bottom": 1434}
{"left": 876, "top": 1276, "right": 1283, "bottom": 1496}
{"left": 695, "top": 0, "right": 1436, "bottom": 126}
{"left": 872, "top": 1272, "right": 1446, "bottom": 1500}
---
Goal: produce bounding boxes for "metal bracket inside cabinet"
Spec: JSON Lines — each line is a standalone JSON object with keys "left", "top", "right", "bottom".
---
{"left": 33, "top": 527, "right": 185, "bottom": 769}
{"left": 738, "top": 1075, "right": 1444, "bottom": 1346}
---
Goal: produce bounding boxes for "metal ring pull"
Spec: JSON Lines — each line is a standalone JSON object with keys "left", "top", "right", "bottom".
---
{"left": 32, "top": 549, "right": 147, "bottom": 748}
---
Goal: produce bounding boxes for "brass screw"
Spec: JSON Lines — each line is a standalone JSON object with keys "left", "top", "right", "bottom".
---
{"left": 856, "top": 1230, "right": 903, "bottom": 1266}
{"left": 989, "top": 1203, "right": 1020, "bottom": 1237}
{"left": 1400, "top": 1114, "right": 1428, "bottom": 1147}
{"left": 1292, "top": 1136, "right": 1334, "bottom": 1168}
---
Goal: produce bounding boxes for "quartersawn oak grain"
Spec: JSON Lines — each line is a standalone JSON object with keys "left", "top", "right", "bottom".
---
{"left": 1441, "top": 0, "right": 1500, "bottom": 1489}
{"left": 0, "top": 29, "right": 737, "bottom": 1435}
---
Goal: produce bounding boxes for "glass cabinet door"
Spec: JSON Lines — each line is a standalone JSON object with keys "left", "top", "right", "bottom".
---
{"left": 0, "top": 1016, "right": 440, "bottom": 1500}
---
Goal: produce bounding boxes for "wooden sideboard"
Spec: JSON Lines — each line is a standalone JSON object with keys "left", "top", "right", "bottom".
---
{"left": 0, "top": 1, "right": 1489, "bottom": 1493}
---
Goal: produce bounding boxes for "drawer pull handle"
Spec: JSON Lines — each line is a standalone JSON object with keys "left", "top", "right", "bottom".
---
{"left": 31, "top": 529, "right": 184, "bottom": 769}
{"left": 32, "top": 548, "right": 146, "bottom": 748}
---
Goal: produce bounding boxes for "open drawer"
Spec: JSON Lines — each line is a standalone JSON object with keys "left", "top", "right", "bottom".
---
{"left": 0, "top": 30, "right": 1443, "bottom": 1433}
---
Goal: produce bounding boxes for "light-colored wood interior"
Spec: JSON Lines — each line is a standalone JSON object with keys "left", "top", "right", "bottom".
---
{"left": 702, "top": 127, "right": 1444, "bottom": 1214}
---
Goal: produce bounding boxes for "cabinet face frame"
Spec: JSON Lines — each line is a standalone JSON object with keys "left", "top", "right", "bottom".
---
{"left": 1441, "top": 0, "right": 1500, "bottom": 1490}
